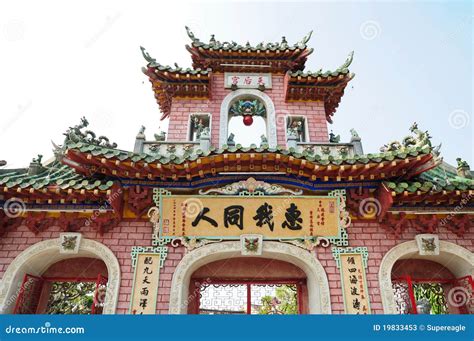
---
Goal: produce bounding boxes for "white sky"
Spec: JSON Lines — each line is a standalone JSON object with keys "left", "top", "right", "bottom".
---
{"left": 0, "top": 0, "right": 472, "bottom": 168}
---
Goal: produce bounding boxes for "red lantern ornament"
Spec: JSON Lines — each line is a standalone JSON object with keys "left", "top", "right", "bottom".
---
{"left": 243, "top": 115, "right": 253, "bottom": 126}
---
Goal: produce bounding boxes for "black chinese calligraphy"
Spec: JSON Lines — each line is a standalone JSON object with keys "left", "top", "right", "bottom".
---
{"left": 224, "top": 205, "right": 244, "bottom": 230}
{"left": 191, "top": 207, "right": 218, "bottom": 227}
{"left": 282, "top": 203, "right": 303, "bottom": 230}
{"left": 253, "top": 202, "right": 274, "bottom": 231}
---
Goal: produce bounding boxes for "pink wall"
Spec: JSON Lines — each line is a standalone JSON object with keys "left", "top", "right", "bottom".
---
{"left": 42, "top": 257, "right": 108, "bottom": 279}
{"left": 1, "top": 219, "right": 471, "bottom": 314}
{"left": 167, "top": 74, "right": 329, "bottom": 146}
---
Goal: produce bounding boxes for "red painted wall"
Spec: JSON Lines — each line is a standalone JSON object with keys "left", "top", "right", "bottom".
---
{"left": 0, "top": 219, "right": 472, "bottom": 314}
{"left": 167, "top": 74, "right": 329, "bottom": 146}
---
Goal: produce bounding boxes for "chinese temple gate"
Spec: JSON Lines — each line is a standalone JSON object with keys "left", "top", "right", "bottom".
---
{"left": 0, "top": 28, "right": 472, "bottom": 315}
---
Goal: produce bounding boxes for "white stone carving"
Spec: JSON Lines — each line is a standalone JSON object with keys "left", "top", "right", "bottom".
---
{"left": 59, "top": 232, "right": 82, "bottom": 254}
{"left": 415, "top": 234, "right": 439, "bottom": 256}
{"left": 219, "top": 89, "right": 277, "bottom": 148}
{"left": 240, "top": 234, "right": 263, "bottom": 255}
{"left": 168, "top": 241, "right": 331, "bottom": 314}
{"left": 0, "top": 238, "right": 120, "bottom": 314}
{"left": 379, "top": 240, "right": 474, "bottom": 314}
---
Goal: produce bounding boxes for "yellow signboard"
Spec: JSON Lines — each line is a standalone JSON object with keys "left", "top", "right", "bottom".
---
{"left": 130, "top": 253, "right": 161, "bottom": 315}
{"left": 340, "top": 253, "right": 371, "bottom": 314}
{"left": 156, "top": 194, "right": 342, "bottom": 239}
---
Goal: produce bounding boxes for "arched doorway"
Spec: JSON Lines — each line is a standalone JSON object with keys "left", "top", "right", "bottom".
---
{"left": 188, "top": 258, "right": 308, "bottom": 314}
{"left": 15, "top": 257, "right": 108, "bottom": 314}
{"left": 168, "top": 241, "right": 331, "bottom": 314}
{"left": 0, "top": 238, "right": 120, "bottom": 314}
{"left": 219, "top": 89, "right": 277, "bottom": 148}
{"left": 391, "top": 259, "right": 472, "bottom": 314}
{"left": 379, "top": 240, "right": 473, "bottom": 314}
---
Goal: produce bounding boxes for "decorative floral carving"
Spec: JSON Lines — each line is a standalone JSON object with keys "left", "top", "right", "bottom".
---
{"left": 62, "top": 236, "right": 77, "bottom": 250}
{"left": 380, "top": 122, "right": 432, "bottom": 153}
{"left": 63, "top": 117, "right": 117, "bottom": 148}
{"left": 280, "top": 237, "right": 330, "bottom": 251}
{"left": 229, "top": 99, "right": 266, "bottom": 118}
{"left": 199, "top": 177, "right": 302, "bottom": 195}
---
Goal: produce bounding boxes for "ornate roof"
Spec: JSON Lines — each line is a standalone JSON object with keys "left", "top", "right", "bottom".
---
{"left": 184, "top": 27, "right": 314, "bottom": 72}
{"left": 0, "top": 161, "right": 114, "bottom": 191}
{"left": 61, "top": 139, "right": 435, "bottom": 184}
{"left": 286, "top": 52, "right": 355, "bottom": 123}
{"left": 141, "top": 28, "right": 355, "bottom": 121}
{"left": 382, "top": 161, "right": 474, "bottom": 209}
{"left": 140, "top": 47, "right": 211, "bottom": 120}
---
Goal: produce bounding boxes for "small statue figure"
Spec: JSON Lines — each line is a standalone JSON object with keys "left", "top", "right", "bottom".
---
{"left": 32, "top": 154, "right": 43, "bottom": 165}
{"left": 192, "top": 116, "right": 205, "bottom": 139}
{"left": 287, "top": 120, "right": 302, "bottom": 140}
{"left": 456, "top": 158, "right": 472, "bottom": 178}
{"left": 227, "top": 133, "right": 235, "bottom": 146}
{"left": 457, "top": 158, "right": 470, "bottom": 169}
{"left": 138, "top": 125, "right": 146, "bottom": 135}
{"left": 154, "top": 131, "right": 166, "bottom": 142}
{"left": 350, "top": 128, "right": 360, "bottom": 139}
{"left": 329, "top": 131, "right": 340, "bottom": 143}
{"left": 260, "top": 135, "right": 268, "bottom": 145}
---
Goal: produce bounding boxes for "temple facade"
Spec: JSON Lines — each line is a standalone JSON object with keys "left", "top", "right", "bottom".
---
{"left": 0, "top": 28, "right": 472, "bottom": 315}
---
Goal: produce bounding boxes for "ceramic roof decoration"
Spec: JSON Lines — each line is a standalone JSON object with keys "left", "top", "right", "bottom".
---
{"left": 141, "top": 28, "right": 354, "bottom": 121}
{"left": 184, "top": 26, "right": 314, "bottom": 72}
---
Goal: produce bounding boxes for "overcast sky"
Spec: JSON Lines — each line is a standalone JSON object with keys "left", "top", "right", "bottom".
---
{"left": 0, "top": 0, "right": 472, "bottom": 168}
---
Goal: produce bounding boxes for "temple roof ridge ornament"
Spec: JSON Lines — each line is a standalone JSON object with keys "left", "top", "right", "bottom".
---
{"left": 380, "top": 122, "right": 434, "bottom": 153}
{"left": 198, "top": 177, "right": 303, "bottom": 195}
{"left": 140, "top": 46, "right": 210, "bottom": 74}
{"left": 289, "top": 51, "right": 355, "bottom": 77}
{"left": 185, "top": 26, "right": 314, "bottom": 52}
{"left": 63, "top": 117, "right": 117, "bottom": 149}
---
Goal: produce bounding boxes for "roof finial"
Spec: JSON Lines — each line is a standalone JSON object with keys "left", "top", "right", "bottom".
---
{"left": 209, "top": 34, "right": 216, "bottom": 45}
{"left": 185, "top": 26, "right": 197, "bottom": 42}
{"left": 301, "top": 30, "right": 313, "bottom": 45}
{"left": 337, "top": 51, "right": 354, "bottom": 72}
{"left": 140, "top": 46, "right": 156, "bottom": 64}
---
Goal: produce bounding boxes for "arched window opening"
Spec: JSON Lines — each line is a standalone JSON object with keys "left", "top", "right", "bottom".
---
{"left": 391, "top": 259, "right": 473, "bottom": 314}
{"left": 227, "top": 99, "right": 268, "bottom": 147}
{"left": 13, "top": 257, "right": 108, "bottom": 315}
{"left": 187, "top": 258, "right": 308, "bottom": 315}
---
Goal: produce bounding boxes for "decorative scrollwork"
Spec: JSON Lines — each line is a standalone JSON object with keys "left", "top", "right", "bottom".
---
{"left": 199, "top": 177, "right": 302, "bottom": 196}
{"left": 279, "top": 237, "right": 330, "bottom": 251}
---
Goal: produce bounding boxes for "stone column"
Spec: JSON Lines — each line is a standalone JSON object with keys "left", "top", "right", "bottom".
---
{"left": 134, "top": 131, "right": 146, "bottom": 154}
{"left": 199, "top": 131, "right": 211, "bottom": 152}
{"left": 351, "top": 134, "right": 364, "bottom": 155}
